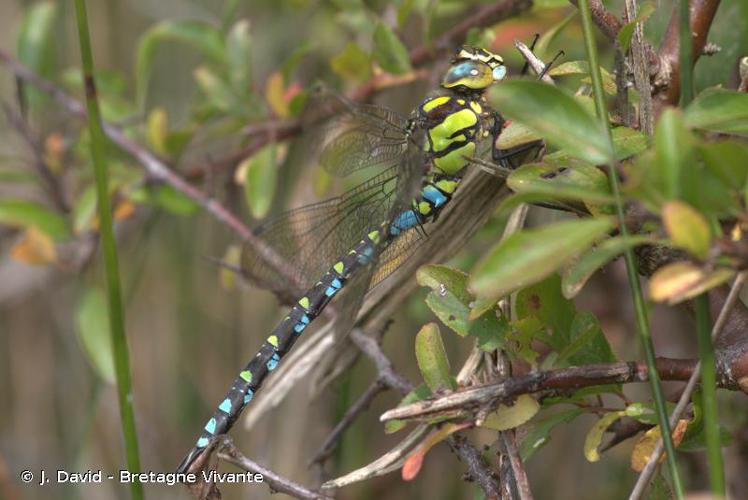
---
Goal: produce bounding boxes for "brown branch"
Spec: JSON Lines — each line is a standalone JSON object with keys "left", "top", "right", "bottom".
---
{"left": 216, "top": 437, "right": 332, "bottom": 500}
{"left": 379, "top": 357, "right": 740, "bottom": 423}
{"left": 656, "top": 0, "right": 722, "bottom": 108}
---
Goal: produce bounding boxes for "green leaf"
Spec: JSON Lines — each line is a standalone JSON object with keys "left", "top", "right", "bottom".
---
{"left": 242, "top": 145, "right": 277, "bottom": 219}
{"left": 515, "top": 274, "right": 576, "bottom": 351}
{"left": 146, "top": 107, "right": 169, "bottom": 156}
{"left": 130, "top": 184, "right": 199, "bottom": 216}
{"left": 76, "top": 288, "right": 116, "bottom": 383}
{"left": 561, "top": 235, "right": 651, "bottom": 298}
{"left": 584, "top": 411, "right": 625, "bottom": 462}
{"left": 226, "top": 20, "right": 252, "bottom": 93}
{"left": 330, "top": 42, "right": 372, "bottom": 82}
{"left": 697, "top": 139, "right": 748, "bottom": 190}
{"left": 548, "top": 61, "right": 617, "bottom": 95}
{"left": 684, "top": 89, "right": 748, "bottom": 136}
{"left": 625, "top": 401, "right": 676, "bottom": 425}
{"left": 469, "top": 217, "right": 615, "bottom": 300}
{"left": 611, "top": 126, "right": 649, "bottom": 160}
{"left": 661, "top": 201, "right": 711, "bottom": 259}
{"left": 506, "top": 161, "right": 614, "bottom": 208}
{"left": 0, "top": 199, "right": 70, "bottom": 240}
{"left": 415, "top": 323, "right": 455, "bottom": 393}
{"left": 372, "top": 23, "right": 412, "bottom": 75}
{"left": 490, "top": 81, "right": 613, "bottom": 165}
{"left": 281, "top": 43, "right": 313, "bottom": 83}
{"left": 385, "top": 384, "right": 432, "bottom": 434}
{"left": 617, "top": 1, "right": 656, "bottom": 51}
{"left": 417, "top": 265, "right": 471, "bottom": 336}
{"left": 535, "top": 11, "right": 576, "bottom": 57}
{"left": 194, "top": 66, "right": 235, "bottom": 112}
{"left": 558, "top": 312, "right": 616, "bottom": 365}
{"left": 520, "top": 408, "right": 584, "bottom": 460}
{"left": 470, "top": 311, "right": 509, "bottom": 352}
{"left": 17, "top": 1, "right": 58, "bottom": 107}
{"left": 136, "top": 19, "right": 226, "bottom": 108}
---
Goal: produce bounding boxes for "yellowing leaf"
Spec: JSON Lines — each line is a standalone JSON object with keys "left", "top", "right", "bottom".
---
{"left": 630, "top": 419, "right": 689, "bottom": 472}
{"left": 661, "top": 201, "right": 711, "bottom": 259}
{"left": 584, "top": 411, "right": 625, "bottom": 462}
{"left": 10, "top": 226, "right": 57, "bottom": 265}
{"left": 147, "top": 107, "right": 169, "bottom": 156}
{"left": 265, "top": 71, "right": 289, "bottom": 118}
{"left": 481, "top": 395, "right": 540, "bottom": 431}
{"left": 649, "top": 262, "right": 734, "bottom": 305}
{"left": 43, "top": 132, "right": 65, "bottom": 174}
{"left": 113, "top": 200, "right": 136, "bottom": 221}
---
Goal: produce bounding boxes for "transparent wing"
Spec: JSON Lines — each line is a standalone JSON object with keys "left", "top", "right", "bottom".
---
{"left": 299, "top": 89, "right": 411, "bottom": 177}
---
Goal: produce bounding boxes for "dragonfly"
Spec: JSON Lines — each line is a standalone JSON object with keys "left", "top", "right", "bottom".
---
{"left": 177, "top": 45, "right": 540, "bottom": 474}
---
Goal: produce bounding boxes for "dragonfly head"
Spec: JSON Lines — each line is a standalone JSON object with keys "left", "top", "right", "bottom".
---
{"left": 441, "top": 46, "right": 506, "bottom": 92}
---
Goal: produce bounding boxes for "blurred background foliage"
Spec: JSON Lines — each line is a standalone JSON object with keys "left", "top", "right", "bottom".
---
{"left": 1, "top": 0, "right": 748, "bottom": 499}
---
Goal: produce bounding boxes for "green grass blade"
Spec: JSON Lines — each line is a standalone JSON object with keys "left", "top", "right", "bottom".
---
{"left": 72, "top": 1, "right": 143, "bottom": 498}
{"left": 695, "top": 294, "right": 725, "bottom": 495}
{"left": 576, "top": 1, "right": 684, "bottom": 497}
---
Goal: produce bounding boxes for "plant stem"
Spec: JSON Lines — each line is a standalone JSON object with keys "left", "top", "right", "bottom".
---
{"left": 72, "top": 1, "right": 143, "bottom": 499}
{"left": 695, "top": 294, "right": 725, "bottom": 495}
{"left": 678, "top": 0, "right": 694, "bottom": 105}
{"left": 576, "top": 1, "right": 684, "bottom": 498}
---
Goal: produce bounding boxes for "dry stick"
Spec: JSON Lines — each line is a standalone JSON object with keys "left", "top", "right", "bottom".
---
{"left": 628, "top": 272, "right": 748, "bottom": 500}
{"left": 217, "top": 438, "right": 332, "bottom": 500}
{"left": 624, "top": 0, "right": 655, "bottom": 135}
{"left": 350, "top": 329, "right": 502, "bottom": 499}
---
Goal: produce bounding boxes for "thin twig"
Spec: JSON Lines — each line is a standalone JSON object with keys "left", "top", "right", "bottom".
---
{"left": 628, "top": 271, "right": 748, "bottom": 500}
{"left": 3, "top": 104, "right": 70, "bottom": 211}
{"left": 217, "top": 438, "right": 332, "bottom": 500}
{"left": 500, "top": 430, "right": 533, "bottom": 500}
{"left": 309, "top": 380, "right": 387, "bottom": 466}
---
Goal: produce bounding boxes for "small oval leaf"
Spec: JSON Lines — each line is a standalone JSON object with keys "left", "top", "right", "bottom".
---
{"left": 243, "top": 145, "right": 278, "bottom": 219}
{"left": 76, "top": 288, "right": 115, "bottom": 384}
{"left": 684, "top": 89, "right": 748, "bottom": 137}
{"left": 372, "top": 24, "right": 411, "bottom": 75}
{"left": 481, "top": 395, "right": 540, "bottom": 431}
{"left": 415, "top": 323, "right": 454, "bottom": 393}
{"left": 649, "top": 262, "right": 734, "bottom": 305}
{"left": 661, "top": 201, "right": 711, "bottom": 259}
{"left": 0, "top": 199, "right": 70, "bottom": 240}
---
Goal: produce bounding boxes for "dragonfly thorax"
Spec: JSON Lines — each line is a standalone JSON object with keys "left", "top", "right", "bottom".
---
{"left": 418, "top": 93, "right": 488, "bottom": 175}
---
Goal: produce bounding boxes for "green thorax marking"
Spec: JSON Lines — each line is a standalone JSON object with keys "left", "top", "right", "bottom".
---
{"left": 420, "top": 95, "right": 482, "bottom": 175}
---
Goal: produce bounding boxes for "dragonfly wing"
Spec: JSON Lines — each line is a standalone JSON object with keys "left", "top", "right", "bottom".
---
{"left": 301, "top": 89, "right": 411, "bottom": 177}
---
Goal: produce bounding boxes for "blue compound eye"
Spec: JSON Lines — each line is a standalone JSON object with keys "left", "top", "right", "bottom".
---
{"left": 492, "top": 65, "right": 507, "bottom": 80}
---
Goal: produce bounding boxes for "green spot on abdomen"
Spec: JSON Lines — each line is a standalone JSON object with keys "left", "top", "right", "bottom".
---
{"left": 434, "top": 142, "right": 476, "bottom": 174}
{"left": 240, "top": 370, "right": 252, "bottom": 383}
{"left": 268, "top": 335, "right": 279, "bottom": 348}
